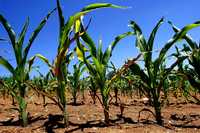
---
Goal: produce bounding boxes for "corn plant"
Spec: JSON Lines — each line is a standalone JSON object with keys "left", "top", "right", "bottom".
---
{"left": 0, "top": 76, "right": 13, "bottom": 100}
{"left": 32, "top": 71, "right": 55, "bottom": 106}
{"left": 29, "top": 0, "right": 124, "bottom": 126}
{"left": 128, "top": 18, "right": 200, "bottom": 125}
{"left": 88, "top": 77, "right": 98, "bottom": 104}
{"left": 169, "top": 21, "right": 200, "bottom": 92}
{"left": 0, "top": 9, "right": 55, "bottom": 126}
{"left": 68, "top": 63, "right": 85, "bottom": 105}
{"left": 106, "top": 62, "right": 119, "bottom": 104}
{"left": 169, "top": 47, "right": 190, "bottom": 99}
{"left": 76, "top": 26, "right": 132, "bottom": 124}
{"left": 78, "top": 77, "right": 87, "bottom": 103}
{"left": 166, "top": 46, "right": 198, "bottom": 102}
{"left": 107, "top": 62, "right": 134, "bottom": 104}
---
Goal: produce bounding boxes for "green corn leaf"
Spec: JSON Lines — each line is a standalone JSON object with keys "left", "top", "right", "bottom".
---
{"left": 110, "top": 61, "right": 117, "bottom": 71}
{"left": 56, "top": 0, "right": 65, "bottom": 52}
{"left": 75, "top": 38, "right": 88, "bottom": 62}
{"left": 17, "top": 96, "right": 27, "bottom": 111}
{"left": 155, "top": 20, "right": 200, "bottom": 70}
{"left": 28, "top": 54, "right": 52, "bottom": 72}
{"left": 129, "top": 21, "right": 146, "bottom": 52}
{"left": 59, "top": 13, "right": 84, "bottom": 50}
{"left": 80, "top": 52, "right": 96, "bottom": 76}
{"left": 66, "top": 51, "right": 74, "bottom": 64}
{"left": 189, "top": 50, "right": 200, "bottom": 76}
{"left": 0, "top": 14, "right": 16, "bottom": 46}
{"left": 103, "top": 87, "right": 110, "bottom": 100}
{"left": 186, "top": 73, "right": 200, "bottom": 89}
{"left": 56, "top": 0, "right": 65, "bottom": 35}
{"left": 60, "top": 3, "right": 124, "bottom": 51}
{"left": 76, "top": 37, "right": 97, "bottom": 76}
{"left": 128, "top": 62, "right": 149, "bottom": 83}
{"left": 80, "top": 24, "right": 97, "bottom": 57}
{"left": 144, "top": 18, "right": 164, "bottom": 81}
{"left": 18, "top": 18, "right": 29, "bottom": 46}
{"left": 81, "top": 3, "right": 126, "bottom": 12}
{"left": 22, "top": 8, "right": 56, "bottom": 65}
{"left": 97, "top": 38, "right": 103, "bottom": 62}
{"left": 168, "top": 21, "right": 198, "bottom": 49}
{"left": 77, "top": 61, "right": 85, "bottom": 68}
{"left": 60, "top": 11, "right": 93, "bottom": 49}
{"left": 182, "top": 44, "right": 191, "bottom": 52}
{"left": 175, "top": 21, "right": 200, "bottom": 40}
{"left": 80, "top": 65, "right": 87, "bottom": 73}
{"left": 102, "top": 32, "right": 133, "bottom": 64}
{"left": 164, "top": 56, "right": 187, "bottom": 77}
{"left": 0, "top": 56, "right": 15, "bottom": 75}
{"left": 92, "top": 56, "right": 104, "bottom": 77}
{"left": 0, "top": 14, "right": 21, "bottom": 65}
{"left": 15, "top": 18, "right": 29, "bottom": 66}
{"left": 147, "top": 17, "right": 164, "bottom": 53}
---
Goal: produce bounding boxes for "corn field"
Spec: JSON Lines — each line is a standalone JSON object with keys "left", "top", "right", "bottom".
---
{"left": 0, "top": 0, "right": 200, "bottom": 132}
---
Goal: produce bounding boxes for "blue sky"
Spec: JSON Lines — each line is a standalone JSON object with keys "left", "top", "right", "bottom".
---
{"left": 1, "top": 0, "right": 200, "bottom": 77}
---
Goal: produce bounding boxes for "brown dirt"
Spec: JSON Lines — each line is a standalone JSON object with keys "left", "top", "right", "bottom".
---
{"left": 0, "top": 91, "right": 200, "bottom": 133}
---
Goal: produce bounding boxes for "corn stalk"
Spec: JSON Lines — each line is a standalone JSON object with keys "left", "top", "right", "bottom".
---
{"left": 33, "top": 71, "right": 55, "bottom": 106}
{"left": 76, "top": 25, "right": 132, "bottom": 124}
{"left": 169, "top": 21, "right": 200, "bottom": 91}
{"left": 29, "top": 0, "right": 124, "bottom": 126}
{"left": 0, "top": 9, "right": 55, "bottom": 126}
{"left": 128, "top": 18, "right": 200, "bottom": 125}
{"left": 68, "top": 63, "right": 86, "bottom": 105}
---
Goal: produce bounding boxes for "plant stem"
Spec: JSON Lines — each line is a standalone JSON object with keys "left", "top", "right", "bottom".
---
{"left": 19, "top": 97, "right": 28, "bottom": 127}
{"left": 153, "top": 99, "right": 163, "bottom": 125}
{"left": 63, "top": 104, "right": 69, "bottom": 127}
{"left": 104, "top": 105, "right": 109, "bottom": 124}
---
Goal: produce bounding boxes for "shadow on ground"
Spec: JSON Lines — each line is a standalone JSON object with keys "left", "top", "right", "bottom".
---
{"left": 0, "top": 115, "right": 46, "bottom": 126}
{"left": 1, "top": 112, "right": 200, "bottom": 133}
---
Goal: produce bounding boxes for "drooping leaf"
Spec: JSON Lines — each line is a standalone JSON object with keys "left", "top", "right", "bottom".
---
{"left": 175, "top": 21, "right": 200, "bottom": 40}
{"left": 164, "top": 56, "right": 187, "bottom": 77}
{"left": 0, "top": 56, "right": 15, "bottom": 75}
{"left": 128, "top": 61, "right": 149, "bottom": 84}
{"left": 155, "top": 20, "right": 200, "bottom": 70}
{"left": 60, "top": 3, "right": 124, "bottom": 51}
{"left": 81, "top": 3, "right": 126, "bottom": 12}
{"left": 28, "top": 54, "right": 52, "bottom": 72}
{"left": 102, "top": 32, "right": 133, "bottom": 64}
{"left": 168, "top": 21, "right": 198, "bottom": 49}
{"left": 129, "top": 21, "right": 146, "bottom": 52}
{"left": 185, "top": 72, "right": 200, "bottom": 90}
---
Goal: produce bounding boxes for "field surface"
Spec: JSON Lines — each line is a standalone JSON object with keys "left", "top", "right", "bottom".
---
{"left": 0, "top": 91, "right": 200, "bottom": 133}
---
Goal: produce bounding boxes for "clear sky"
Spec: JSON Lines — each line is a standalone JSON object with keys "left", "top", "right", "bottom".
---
{"left": 1, "top": 0, "right": 200, "bottom": 77}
